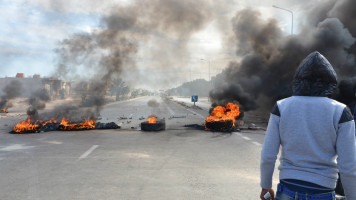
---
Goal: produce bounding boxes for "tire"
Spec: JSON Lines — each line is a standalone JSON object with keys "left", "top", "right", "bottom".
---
{"left": 141, "top": 121, "right": 165, "bottom": 131}
{"left": 205, "top": 119, "right": 234, "bottom": 131}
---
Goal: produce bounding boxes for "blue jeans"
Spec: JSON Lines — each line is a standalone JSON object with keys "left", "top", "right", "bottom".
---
{"left": 275, "top": 190, "right": 294, "bottom": 200}
{"left": 275, "top": 184, "right": 336, "bottom": 200}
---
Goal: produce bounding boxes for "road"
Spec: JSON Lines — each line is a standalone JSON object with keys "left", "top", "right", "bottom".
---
{"left": 0, "top": 96, "right": 278, "bottom": 200}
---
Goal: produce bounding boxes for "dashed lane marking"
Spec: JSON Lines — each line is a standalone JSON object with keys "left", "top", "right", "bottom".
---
{"left": 166, "top": 104, "right": 175, "bottom": 115}
{"left": 234, "top": 132, "right": 263, "bottom": 147}
{"left": 78, "top": 145, "right": 99, "bottom": 160}
{"left": 187, "top": 109, "right": 205, "bottom": 119}
{"left": 252, "top": 142, "right": 262, "bottom": 146}
{"left": 242, "top": 136, "right": 251, "bottom": 141}
{"left": 233, "top": 132, "right": 242, "bottom": 136}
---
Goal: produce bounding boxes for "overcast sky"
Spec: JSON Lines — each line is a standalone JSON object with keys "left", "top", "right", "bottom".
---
{"left": 0, "top": 0, "right": 313, "bottom": 89}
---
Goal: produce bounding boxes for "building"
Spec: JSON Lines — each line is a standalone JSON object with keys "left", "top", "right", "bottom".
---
{"left": 0, "top": 73, "right": 72, "bottom": 99}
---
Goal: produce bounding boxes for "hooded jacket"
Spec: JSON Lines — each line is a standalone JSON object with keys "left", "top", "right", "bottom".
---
{"left": 292, "top": 51, "right": 337, "bottom": 97}
{"left": 260, "top": 52, "right": 356, "bottom": 199}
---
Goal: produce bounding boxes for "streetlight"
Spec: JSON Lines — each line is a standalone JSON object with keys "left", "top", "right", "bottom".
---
{"left": 200, "top": 59, "right": 210, "bottom": 82}
{"left": 272, "top": 5, "right": 294, "bottom": 35}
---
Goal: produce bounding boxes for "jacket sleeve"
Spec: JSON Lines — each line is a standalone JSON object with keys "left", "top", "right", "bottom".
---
{"left": 336, "top": 107, "right": 356, "bottom": 199}
{"left": 260, "top": 103, "right": 281, "bottom": 189}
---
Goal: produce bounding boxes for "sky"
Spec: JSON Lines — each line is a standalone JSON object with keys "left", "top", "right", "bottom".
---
{"left": 0, "top": 0, "right": 310, "bottom": 89}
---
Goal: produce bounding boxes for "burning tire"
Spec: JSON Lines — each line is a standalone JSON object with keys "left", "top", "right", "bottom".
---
{"left": 204, "top": 103, "right": 240, "bottom": 132}
{"left": 141, "top": 121, "right": 165, "bottom": 131}
{"left": 141, "top": 116, "right": 165, "bottom": 131}
{"left": 205, "top": 119, "right": 234, "bottom": 131}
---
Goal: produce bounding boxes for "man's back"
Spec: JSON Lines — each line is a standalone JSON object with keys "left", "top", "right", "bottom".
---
{"left": 260, "top": 51, "right": 356, "bottom": 200}
{"left": 276, "top": 96, "right": 350, "bottom": 188}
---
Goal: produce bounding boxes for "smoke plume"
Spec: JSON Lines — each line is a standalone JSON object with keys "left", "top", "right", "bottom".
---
{"left": 51, "top": 0, "right": 213, "bottom": 118}
{"left": 27, "top": 89, "right": 51, "bottom": 119}
{"left": 210, "top": 0, "right": 356, "bottom": 112}
{"left": 0, "top": 80, "right": 23, "bottom": 109}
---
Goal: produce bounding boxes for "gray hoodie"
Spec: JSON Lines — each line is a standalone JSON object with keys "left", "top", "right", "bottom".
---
{"left": 260, "top": 52, "right": 356, "bottom": 199}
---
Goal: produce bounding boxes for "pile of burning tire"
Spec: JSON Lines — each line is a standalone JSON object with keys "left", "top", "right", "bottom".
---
{"left": 204, "top": 103, "right": 240, "bottom": 131}
{"left": 11, "top": 117, "right": 120, "bottom": 134}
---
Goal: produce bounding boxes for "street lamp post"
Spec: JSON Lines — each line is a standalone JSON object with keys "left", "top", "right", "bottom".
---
{"left": 200, "top": 59, "right": 210, "bottom": 82}
{"left": 272, "top": 5, "right": 294, "bottom": 35}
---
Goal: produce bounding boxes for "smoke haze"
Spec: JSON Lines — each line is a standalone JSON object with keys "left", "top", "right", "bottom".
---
{"left": 21, "top": 0, "right": 356, "bottom": 118}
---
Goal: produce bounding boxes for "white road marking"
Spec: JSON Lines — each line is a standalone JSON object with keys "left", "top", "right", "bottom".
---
{"left": 166, "top": 105, "right": 175, "bottom": 115}
{"left": 233, "top": 132, "right": 242, "bottom": 136}
{"left": 234, "top": 132, "right": 263, "bottom": 147}
{"left": 187, "top": 109, "right": 205, "bottom": 119}
{"left": 242, "top": 136, "right": 251, "bottom": 141}
{"left": 79, "top": 145, "right": 99, "bottom": 160}
{"left": 252, "top": 142, "right": 262, "bottom": 146}
{"left": 0, "top": 144, "right": 34, "bottom": 151}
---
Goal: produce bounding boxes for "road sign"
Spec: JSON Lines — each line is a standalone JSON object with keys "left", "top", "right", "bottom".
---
{"left": 191, "top": 95, "right": 198, "bottom": 103}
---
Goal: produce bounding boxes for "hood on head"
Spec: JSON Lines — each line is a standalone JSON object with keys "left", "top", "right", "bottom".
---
{"left": 292, "top": 51, "right": 337, "bottom": 97}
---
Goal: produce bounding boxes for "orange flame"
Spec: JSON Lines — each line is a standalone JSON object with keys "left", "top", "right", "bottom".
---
{"left": 12, "top": 116, "right": 96, "bottom": 133}
{"left": 13, "top": 117, "right": 41, "bottom": 133}
{"left": 148, "top": 116, "right": 157, "bottom": 124}
{"left": 205, "top": 103, "right": 240, "bottom": 128}
{"left": 59, "top": 117, "right": 96, "bottom": 131}
{"left": 42, "top": 118, "right": 57, "bottom": 126}
{"left": 1, "top": 108, "right": 8, "bottom": 113}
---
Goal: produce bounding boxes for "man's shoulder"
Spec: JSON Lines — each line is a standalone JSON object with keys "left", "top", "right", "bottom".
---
{"left": 277, "top": 96, "right": 346, "bottom": 108}
{"left": 328, "top": 98, "right": 347, "bottom": 108}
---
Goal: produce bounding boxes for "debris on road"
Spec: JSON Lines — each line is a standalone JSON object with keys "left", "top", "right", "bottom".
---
{"left": 95, "top": 122, "right": 120, "bottom": 129}
{"left": 168, "top": 115, "right": 186, "bottom": 119}
{"left": 184, "top": 124, "right": 205, "bottom": 130}
{"left": 239, "top": 123, "right": 266, "bottom": 131}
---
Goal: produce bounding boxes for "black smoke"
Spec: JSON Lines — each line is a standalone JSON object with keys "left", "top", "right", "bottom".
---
{"left": 27, "top": 88, "right": 51, "bottom": 119}
{"left": 210, "top": 1, "right": 356, "bottom": 112}
{"left": 0, "top": 80, "right": 23, "bottom": 109}
{"left": 51, "top": 0, "right": 213, "bottom": 118}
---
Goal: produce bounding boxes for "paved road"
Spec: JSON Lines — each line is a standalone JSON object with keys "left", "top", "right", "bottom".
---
{"left": 0, "top": 96, "right": 278, "bottom": 200}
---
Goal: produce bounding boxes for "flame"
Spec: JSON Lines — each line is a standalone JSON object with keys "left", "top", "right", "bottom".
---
{"left": 1, "top": 108, "right": 8, "bottom": 113}
{"left": 59, "top": 117, "right": 96, "bottom": 130}
{"left": 42, "top": 118, "right": 57, "bottom": 126}
{"left": 12, "top": 116, "right": 96, "bottom": 133}
{"left": 13, "top": 117, "right": 41, "bottom": 133}
{"left": 205, "top": 103, "right": 240, "bottom": 129}
{"left": 148, "top": 116, "right": 157, "bottom": 124}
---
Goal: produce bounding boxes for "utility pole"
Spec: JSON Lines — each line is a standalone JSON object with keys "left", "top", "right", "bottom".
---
{"left": 272, "top": 5, "right": 294, "bottom": 35}
{"left": 200, "top": 59, "right": 211, "bottom": 82}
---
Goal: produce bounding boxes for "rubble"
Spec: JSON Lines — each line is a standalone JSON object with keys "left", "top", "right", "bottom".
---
{"left": 95, "top": 122, "right": 120, "bottom": 129}
{"left": 169, "top": 115, "right": 186, "bottom": 119}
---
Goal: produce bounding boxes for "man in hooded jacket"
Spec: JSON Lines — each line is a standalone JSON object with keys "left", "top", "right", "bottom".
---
{"left": 354, "top": 102, "right": 356, "bottom": 122}
{"left": 259, "top": 51, "right": 356, "bottom": 200}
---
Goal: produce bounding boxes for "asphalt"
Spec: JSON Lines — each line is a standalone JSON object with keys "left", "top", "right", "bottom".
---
{"left": 0, "top": 96, "right": 278, "bottom": 200}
